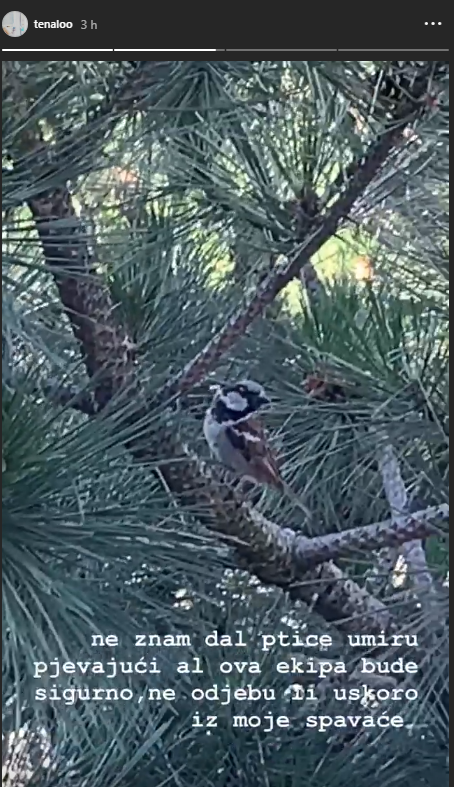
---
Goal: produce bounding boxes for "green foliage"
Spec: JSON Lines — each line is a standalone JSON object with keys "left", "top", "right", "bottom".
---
{"left": 2, "top": 59, "right": 449, "bottom": 786}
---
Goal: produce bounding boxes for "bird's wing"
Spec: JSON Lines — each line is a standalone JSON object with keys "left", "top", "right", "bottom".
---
{"left": 226, "top": 417, "right": 283, "bottom": 489}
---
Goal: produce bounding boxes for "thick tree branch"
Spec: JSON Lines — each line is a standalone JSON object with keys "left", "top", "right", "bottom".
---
{"left": 27, "top": 188, "right": 137, "bottom": 411}
{"left": 291, "top": 505, "right": 448, "bottom": 570}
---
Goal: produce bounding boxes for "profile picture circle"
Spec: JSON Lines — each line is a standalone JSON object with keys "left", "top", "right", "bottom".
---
{"left": 3, "top": 11, "right": 28, "bottom": 36}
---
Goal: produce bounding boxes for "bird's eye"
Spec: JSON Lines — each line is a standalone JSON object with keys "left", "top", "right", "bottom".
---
{"left": 237, "top": 386, "right": 247, "bottom": 395}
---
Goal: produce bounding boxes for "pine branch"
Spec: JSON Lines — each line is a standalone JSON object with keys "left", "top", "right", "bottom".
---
{"left": 157, "top": 455, "right": 398, "bottom": 635}
{"left": 27, "top": 198, "right": 136, "bottom": 411}
{"left": 152, "top": 64, "right": 443, "bottom": 408}
{"left": 291, "top": 504, "right": 448, "bottom": 570}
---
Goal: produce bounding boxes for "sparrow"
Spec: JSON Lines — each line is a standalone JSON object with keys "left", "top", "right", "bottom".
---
{"left": 203, "top": 379, "right": 311, "bottom": 519}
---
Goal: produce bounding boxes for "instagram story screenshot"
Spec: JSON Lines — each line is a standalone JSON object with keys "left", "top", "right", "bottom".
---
{"left": 2, "top": 15, "right": 449, "bottom": 787}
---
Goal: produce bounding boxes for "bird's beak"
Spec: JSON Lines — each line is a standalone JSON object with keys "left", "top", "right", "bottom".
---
{"left": 257, "top": 395, "right": 271, "bottom": 407}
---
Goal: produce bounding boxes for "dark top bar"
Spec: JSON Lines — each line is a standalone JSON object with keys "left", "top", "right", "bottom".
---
{"left": 1, "top": 9, "right": 449, "bottom": 51}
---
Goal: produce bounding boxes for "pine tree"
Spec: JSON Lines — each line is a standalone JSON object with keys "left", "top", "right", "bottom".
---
{"left": 2, "top": 59, "right": 449, "bottom": 786}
